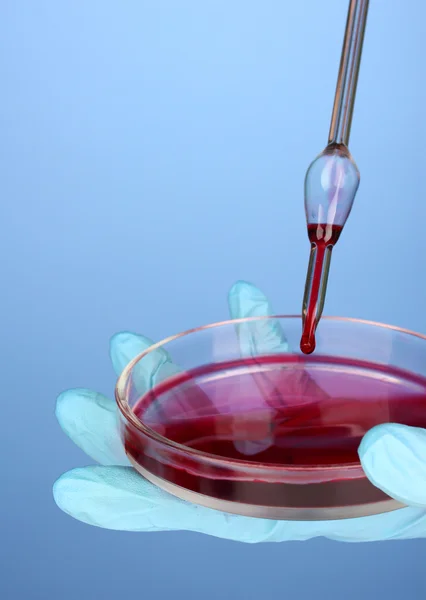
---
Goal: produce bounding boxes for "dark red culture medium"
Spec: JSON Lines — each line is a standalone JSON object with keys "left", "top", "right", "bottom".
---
{"left": 124, "top": 354, "right": 426, "bottom": 510}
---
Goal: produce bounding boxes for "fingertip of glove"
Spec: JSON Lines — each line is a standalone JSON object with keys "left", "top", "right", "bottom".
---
{"left": 55, "top": 388, "right": 92, "bottom": 423}
{"left": 110, "top": 331, "right": 138, "bottom": 347}
{"left": 53, "top": 469, "right": 80, "bottom": 515}
{"left": 109, "top": 331, "right": 154, "bottom": 375}
{"left": 358, "top": 423, "right": 394, "bottom": 486}
{"left": 228, "top": 281, "right": 271, "bottom": 318}
{"left": 53, "top": 468, "right": 101, "bottom": 525}
{"left": 109, "top": 331, "right": 144, "bottom": 358}
{"left": 52, "top": 466, "right": 178, "bottom": 531}
{"left": 359, "top": 423, "right": 421, "bottom": 464}
{"left": 229, "top": 280, "right": 258, "bottom": 297}
{"left": 359, "top": 423, "right": 426, "bottom": 507}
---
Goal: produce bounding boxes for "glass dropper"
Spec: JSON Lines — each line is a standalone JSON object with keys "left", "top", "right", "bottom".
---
{"left": 300, "top": 0, "right": 370, "bottom": 354}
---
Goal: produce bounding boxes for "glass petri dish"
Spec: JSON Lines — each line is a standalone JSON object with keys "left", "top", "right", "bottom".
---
{"left": 115, "top": 316, "right": 426, "bottom": 520}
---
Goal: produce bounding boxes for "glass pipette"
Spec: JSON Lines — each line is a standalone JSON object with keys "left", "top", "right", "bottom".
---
{"left": 300, "top": 0, "right": 369, "bottom": 354}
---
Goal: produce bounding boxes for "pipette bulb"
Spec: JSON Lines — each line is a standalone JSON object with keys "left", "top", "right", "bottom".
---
{"left": 304, "top": 143, "right": 360, "bottom": 229}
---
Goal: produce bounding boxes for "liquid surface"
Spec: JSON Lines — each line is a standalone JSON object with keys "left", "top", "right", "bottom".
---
{"left": 301, "top": 223, "right": 343, "bottom": 354}
{"left": 130, "top": 354, "right": 426, "bottom": 468}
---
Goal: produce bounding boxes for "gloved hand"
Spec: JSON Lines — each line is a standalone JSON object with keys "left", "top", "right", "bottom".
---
{"left": 54, "top": 281, "right": 426, "bottom": 542}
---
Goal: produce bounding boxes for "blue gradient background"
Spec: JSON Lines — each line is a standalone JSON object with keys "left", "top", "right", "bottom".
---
{"left": 1, "top": 1, "right": 426, "bottom": 598}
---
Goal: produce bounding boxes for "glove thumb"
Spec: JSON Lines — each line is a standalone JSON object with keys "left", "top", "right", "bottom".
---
{"left": 359, "top": 423, "right": 426, "bottom": 508}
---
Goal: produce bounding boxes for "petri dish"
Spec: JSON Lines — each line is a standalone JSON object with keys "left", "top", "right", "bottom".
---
{"left": 115, "top": 316, "right": 426, "bottom": 520}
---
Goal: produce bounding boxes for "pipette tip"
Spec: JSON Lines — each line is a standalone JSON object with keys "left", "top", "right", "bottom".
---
{"left": 300, "top": 334, "right": 316, "bottom": 355}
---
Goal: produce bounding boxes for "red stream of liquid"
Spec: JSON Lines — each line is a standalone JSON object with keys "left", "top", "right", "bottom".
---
{"left": 300, "top": 223, "right": 343, "bottom": 354}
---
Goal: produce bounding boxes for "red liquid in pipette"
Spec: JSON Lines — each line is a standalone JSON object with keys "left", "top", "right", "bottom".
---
{"left": 300, "top": 223, "right": 343, "bottom": 354}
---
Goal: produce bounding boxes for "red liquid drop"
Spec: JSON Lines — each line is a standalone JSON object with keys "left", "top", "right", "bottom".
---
{"left": 125, "top": 355, "right": 426, "bottom": 510}
{"left": 300, "top": 223, "right": 343, "bottom": 355}
{"left": 300, "top": 334, "right": 316, "bottom": 355}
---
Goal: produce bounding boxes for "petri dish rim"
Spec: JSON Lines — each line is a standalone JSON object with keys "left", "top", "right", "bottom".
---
{"left": 115, "top": 315, "right": 426, "bottom": 475}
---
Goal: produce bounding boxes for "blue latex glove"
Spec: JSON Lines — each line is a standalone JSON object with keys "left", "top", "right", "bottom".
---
{"left": 54, "top": 282, "right": 426, "bottom": 542}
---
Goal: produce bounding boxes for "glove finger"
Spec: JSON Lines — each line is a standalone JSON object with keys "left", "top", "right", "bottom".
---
{"left": 359, "top": 423, "right": 426, "bottom": 508}
{"left": 53, "top": 466, "right": 426, "bottom": 541}
{"left": 110, "top": 332, "right": 180, "bottom": 395}
{"left": 51, "top": 465, "right": 320, "bottom": 540}
{"left": 228, "top": 280, "right": 290, "bottom": 355}
{"left": 112, "top": 330, "right": 219, "bottom": 426}
{"left": 227, "top": 282, "right": 329, "bottom": 458}
{"left": 56, "top": 335, "right": 180, "bottom": 465}
{"left": 55, "top": 389, "right": 130, "bottom": 466}
{"left": 53, "top": 466, "right": 179, "bottom": 531}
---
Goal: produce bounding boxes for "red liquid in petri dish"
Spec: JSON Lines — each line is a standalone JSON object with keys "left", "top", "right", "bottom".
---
{"left": 301, "top": 223, "right": 343, "bottom": 355}
{"left": 124, "top": 354, "right": 426, "bottom": 516}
